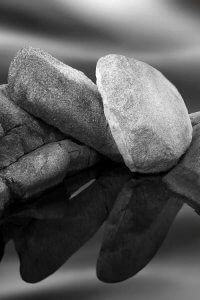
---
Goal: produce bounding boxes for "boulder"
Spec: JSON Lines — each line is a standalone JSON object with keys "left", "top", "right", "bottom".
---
{"left": 163, "top": 118, "right": 200, "bottom": 213}
{"left": 8, "top": 47, "right": 121, "bottom": 162}
{"left": 96, "top": 54, "right": 192, "bottom": 173}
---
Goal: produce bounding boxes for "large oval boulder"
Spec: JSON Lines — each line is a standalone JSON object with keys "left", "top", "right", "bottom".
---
{"left": 96, "top": 54, "right": 192, "bottom": 173}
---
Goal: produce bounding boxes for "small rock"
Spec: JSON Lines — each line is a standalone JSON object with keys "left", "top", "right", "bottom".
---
{"left": 96, "top": 54, "right": 192, "bottom": 173}
{"left": 163, "top": 122, "right": 200, "bottom": 213}
{"left": 190, "top": 111, "right": 200, "bottom": 127}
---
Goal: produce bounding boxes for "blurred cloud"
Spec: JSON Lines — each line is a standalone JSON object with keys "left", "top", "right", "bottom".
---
{"left": 1, "top": 0, "right": 200, "bottom": 110}
{"left": 172, "top": 0, "right": 200, "bottom": 14}
{"left": 1, "top": 0, "right": 200, "bottom": 61}
{"left": 0, "top": 0, "right": 115, "bottom": 42}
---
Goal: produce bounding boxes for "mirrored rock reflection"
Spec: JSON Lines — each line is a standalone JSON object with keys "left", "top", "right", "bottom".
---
{"left": 0, "top": 162, "right": 184, "bottom": 284}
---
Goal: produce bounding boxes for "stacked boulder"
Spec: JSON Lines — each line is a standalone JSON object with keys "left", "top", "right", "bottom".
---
{"left": 0, "top": 47, "right": 199, "bottom": 284}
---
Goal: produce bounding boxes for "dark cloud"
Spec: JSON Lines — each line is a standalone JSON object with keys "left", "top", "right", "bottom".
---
{"left": 173, "top": 0, "right": 200, "bottom": 14}
{"left": 0, "top": 0, "right": 115, "bottom": 42}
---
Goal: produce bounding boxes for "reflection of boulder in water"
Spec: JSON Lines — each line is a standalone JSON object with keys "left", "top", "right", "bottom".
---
{"left": 96, "top": 176, "right": 183, "bottom": 283}
{"left": 164, "top": 122, "right": 200, "bottom": 214}
{"left": 5, "top": 164, "right": 131, "bottom": 283}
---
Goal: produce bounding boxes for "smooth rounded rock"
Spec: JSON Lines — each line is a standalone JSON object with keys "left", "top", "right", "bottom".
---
{"left": 96, "top": 54, "right": 192, "bottom": 173}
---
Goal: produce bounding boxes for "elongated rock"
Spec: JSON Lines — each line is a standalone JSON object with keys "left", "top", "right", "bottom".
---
{"left": 0, "top": 139, "right": 100, "bottom": 213}
{"left": 3, "top": 165, "right": 104, "bottom": 221}
{"left": 96, "top": 54, "right": 192, "bottom": 173}
{"left": 96, "top": 176, "right": 183, "bottom": 283}
{"left": 163, "top": 118, "right": 200, "bottom": 213}
{"left": 0, "top": 84, "right": 101, "bottom": 213}
{"left": 8, "top": 47, "right": 121, "bottom": 162}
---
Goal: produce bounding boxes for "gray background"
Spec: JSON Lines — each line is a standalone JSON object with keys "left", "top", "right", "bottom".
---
{"left": 0, "top": 1, "right": 200, "bottom": 299}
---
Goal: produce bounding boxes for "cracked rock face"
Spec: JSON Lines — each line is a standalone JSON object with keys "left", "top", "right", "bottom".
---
{"left": 96, "top": 54, "right": 192, "bottom": 173}
{"left": 0, "top": 84, "right": 100, "bottom": 212}
{"left": 0, "top": 85, "right": 64, "bottom": 169}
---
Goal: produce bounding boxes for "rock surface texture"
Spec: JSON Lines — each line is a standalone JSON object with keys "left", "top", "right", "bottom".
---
{"left": 96, "top": 54, "right": 192, "bottom": 173}
{"left": 0, "top": 84, "right": 101, "bottom": 212}
{"left": 164, "top": 114, "right": 200, "bottom": 212}
{"left": 0, "top": 48, "right": 200, "bottom": 286}
{"left": 8, "top": 47, "right": 121, "bottom": 162}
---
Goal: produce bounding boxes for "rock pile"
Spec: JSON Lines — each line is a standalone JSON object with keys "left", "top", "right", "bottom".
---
{"left": 0, "top": 47, "right": 199, "bottom": 284}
